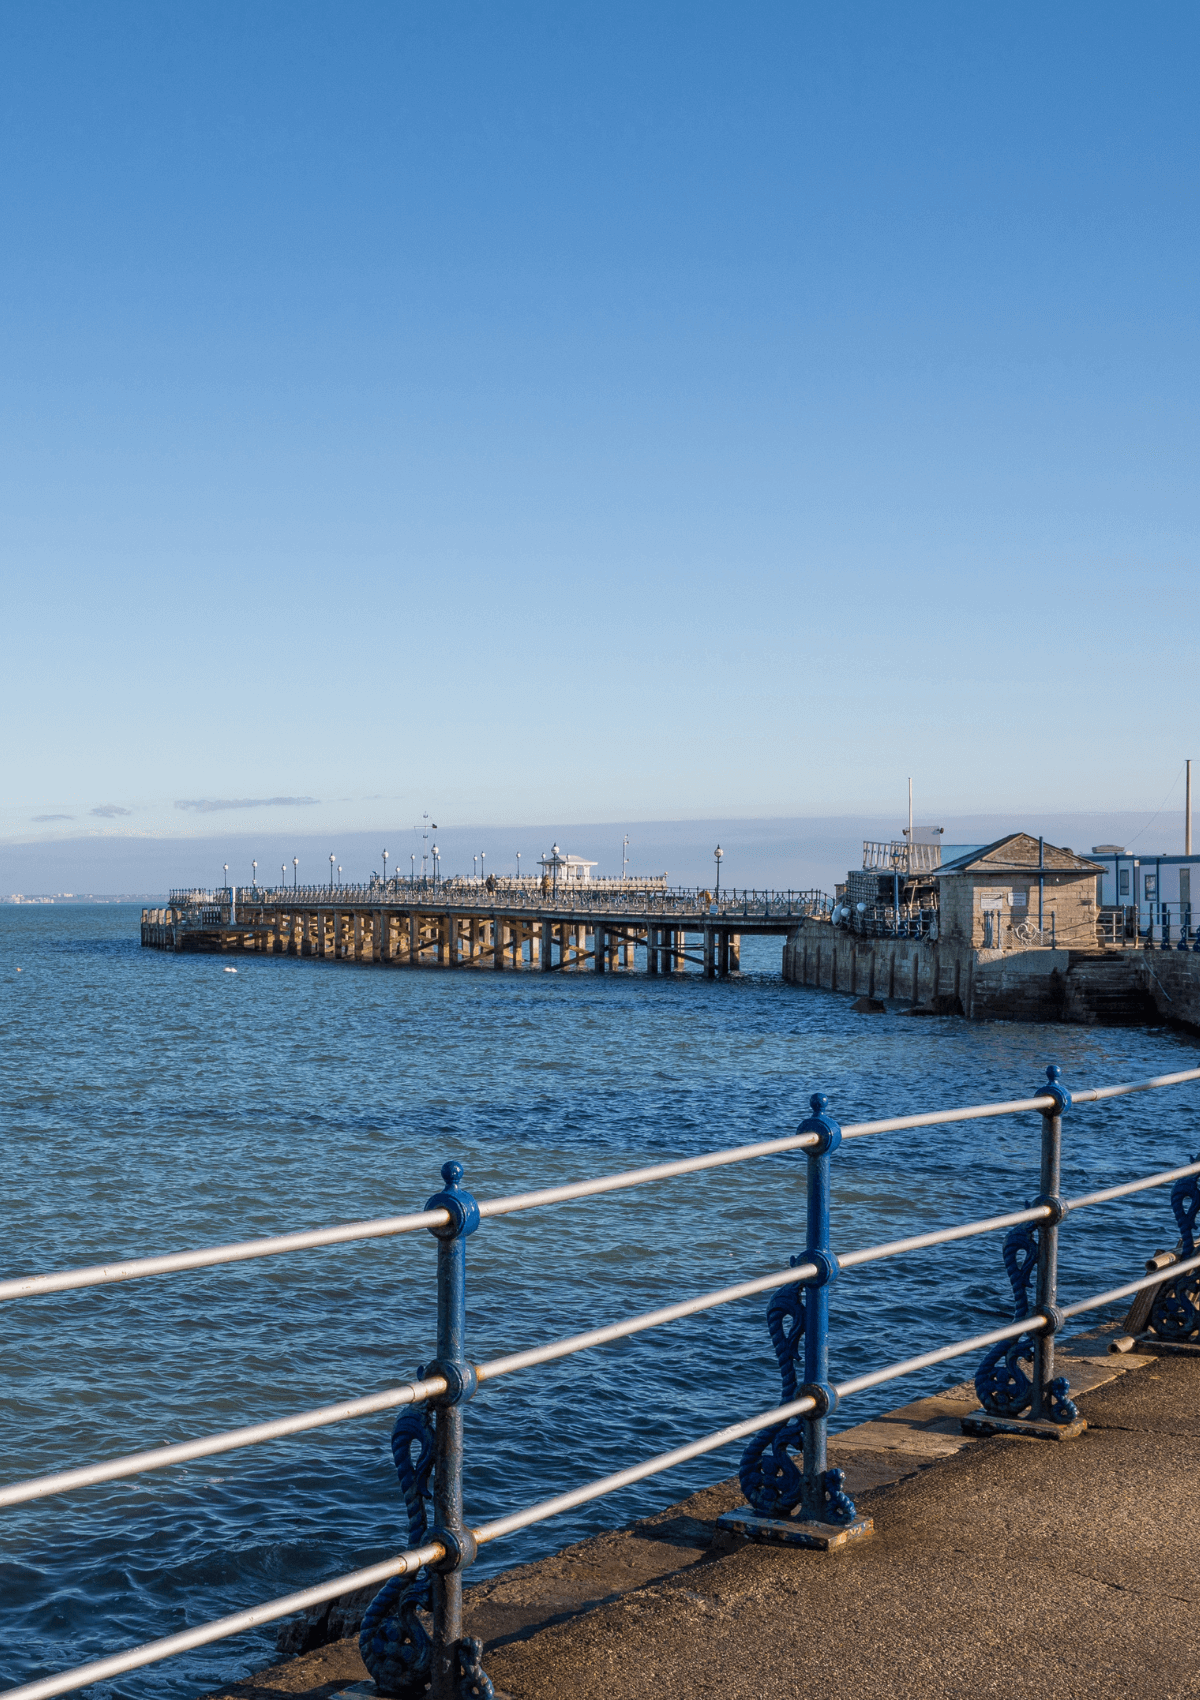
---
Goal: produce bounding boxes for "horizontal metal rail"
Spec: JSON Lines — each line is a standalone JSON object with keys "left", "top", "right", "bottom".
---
{"left": 0, "top": 1208, "right": 450, "bottom": 1303}
{"left": 477, "top": 1246, "right": 1200, "bottom": 1546}
{"left": 0, "top": 1544, "right": 445, "bottom": 1700}
{"left": 0, "top": 1376, "right": 448, "bottom": 1510}
{"left": 3, "top": 1066, "right": 1197, "bottom": 1305}
{"left": 1061, "top": 1246, "right": 1200, "bottom": 1317}
{"left": 12, "top": 1243, "right": 1200, "bottom": 1700}
{"left": 11, "top": 1153, "right": 1198, "bottom": 1510}
{"left": 472, "top": 1388, "right": 820, "bottom": 1544}
{"left": 1065, "top": 1159, "right": 1200, "bottom": 1211}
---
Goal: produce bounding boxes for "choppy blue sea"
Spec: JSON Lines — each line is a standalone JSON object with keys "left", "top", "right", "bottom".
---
{"left": 1, "top": 905, "right": 1197, "bottom": 1696}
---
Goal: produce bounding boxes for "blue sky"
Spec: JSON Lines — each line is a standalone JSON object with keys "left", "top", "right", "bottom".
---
{"left": 3, "top": 2, "right": 1198, "bottom": 853}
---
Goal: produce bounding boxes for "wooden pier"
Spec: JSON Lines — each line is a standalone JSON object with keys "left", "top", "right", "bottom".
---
{"left": 140, "top": 884, "right": 831, "bottom": 979}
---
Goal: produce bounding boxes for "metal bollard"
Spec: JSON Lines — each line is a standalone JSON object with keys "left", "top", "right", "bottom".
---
{"left": 424, "top": 1160, "right": 491, "bottom": 1700}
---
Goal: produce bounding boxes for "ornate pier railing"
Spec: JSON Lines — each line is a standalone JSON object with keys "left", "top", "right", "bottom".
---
{"left": 165, "top": 883, "right": 834, "bottom": 922}
{"left": 4, "top": 1063, "right": 1200, "bottom": 1698}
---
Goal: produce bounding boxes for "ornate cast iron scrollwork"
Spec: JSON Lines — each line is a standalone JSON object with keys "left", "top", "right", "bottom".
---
{"left": 360, "top": 1402, "right": 436, "bottom": 1697}
{"left": 737, "top": 1261, "right": 856, "bottom": 1523}
{"left": 974, "top": 1220, "right": 1077, "bottom": 1423}
{"left": 358, "top": 1396, "right": 496, "bottom": 1699}
{"left": 738, "top": 1279, "right": 806, "bottom": 1515}
{"left": 1149, "top": 1168, "right": 1200, "bottom": 1342}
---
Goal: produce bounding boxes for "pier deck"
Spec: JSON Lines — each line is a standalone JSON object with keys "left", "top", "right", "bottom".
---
{"left": 141, "top": 885, "right": 830, "bottom": 979}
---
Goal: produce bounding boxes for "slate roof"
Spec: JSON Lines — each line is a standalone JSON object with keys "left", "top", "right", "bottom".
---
{"left": 934, "top": 833, "right": 1104, "bottom": 877}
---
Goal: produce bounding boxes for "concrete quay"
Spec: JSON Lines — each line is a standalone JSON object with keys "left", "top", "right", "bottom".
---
{"left": 202, "top": 1328, "right": 1198, "bottom": 1700}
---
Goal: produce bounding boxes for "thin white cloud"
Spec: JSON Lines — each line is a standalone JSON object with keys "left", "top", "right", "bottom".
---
{"left": 32, "top": 813, "right": 74, "bottom": 822}
{"left": 174, "top": 797, "right": 321, "bottom": 813}
{"left": 91, "top": 805, "right": 132, "bottom": 818}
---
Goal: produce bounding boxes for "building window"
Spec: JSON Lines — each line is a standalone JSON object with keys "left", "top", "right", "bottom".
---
{"left": 1119, "top": 869, "right": 1130, "bottom": 896}
{"left": 1144, "top": 874, "right": 1157, "bottom": 901}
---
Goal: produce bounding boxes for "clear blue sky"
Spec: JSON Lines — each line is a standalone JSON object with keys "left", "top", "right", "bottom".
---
{"left": 3, "top": 2, "right": 1197, "bottom": 850}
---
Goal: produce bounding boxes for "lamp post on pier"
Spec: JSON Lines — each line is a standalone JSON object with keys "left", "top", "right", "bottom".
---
{"left": 411, "top": 853, "right": 416, "bottom": 882}
{"left": 714, "top": 845, "right": 723, "bottom": 899}
{"left": 382, "top": 849, "right": 388, "bottom": 890}
{"left": 473, "top": 855, "right": 478, "bottom": 881}
{"left": 252, "top": 860, "right": 257, "bottom": 892}
{"left": 623, "top": 834, "right": 630, "bottom": 882}
{"left": 293, "top": 857, "right": 299, "bottom": 892}
{"left": 329, "top": 853, "right": 335, "bottom": 890}
{"left": 516, "top": 851, "right": 521, "bottom": 882}
{"left": 432, "top": 844, "right": 440, "bottom": 884}
{"left": 480, "top": 851, "right": 485, "bottom": 886}
{"left": 223, "top": 863, "right": 228, "bottom": 893}
{"left": 281, "top": 863, "right": 286, "bottom": 892}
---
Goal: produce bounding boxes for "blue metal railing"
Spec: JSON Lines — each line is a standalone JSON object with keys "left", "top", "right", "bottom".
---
{"left": 3, "top": 1064, "right": 1200, "bottom": 1698}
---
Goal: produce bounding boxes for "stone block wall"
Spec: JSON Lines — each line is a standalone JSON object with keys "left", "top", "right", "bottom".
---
{"left": 782, "top": 918, "right": 1200, "bottom": 1032}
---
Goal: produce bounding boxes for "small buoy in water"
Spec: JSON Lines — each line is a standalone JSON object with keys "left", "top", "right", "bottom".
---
{"left": 15, "top": 967, "right": 21, "bottom": 973}
{"left": 224, "top": 967, "right": 238, "bottom": 973}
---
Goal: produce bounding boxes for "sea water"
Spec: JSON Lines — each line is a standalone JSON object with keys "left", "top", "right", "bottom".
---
{"left": 1, "top": 905, "right": 1197, "bottom": 1696}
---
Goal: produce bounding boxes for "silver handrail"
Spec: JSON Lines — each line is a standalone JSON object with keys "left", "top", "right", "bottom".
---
{"left": 4, "top": 1067, "right": 1197, "bottom": 1303}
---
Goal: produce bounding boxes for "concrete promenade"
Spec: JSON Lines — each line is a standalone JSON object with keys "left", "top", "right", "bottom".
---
{"left": 204, "top": 1328, "right": 1200, "bottom": 1700}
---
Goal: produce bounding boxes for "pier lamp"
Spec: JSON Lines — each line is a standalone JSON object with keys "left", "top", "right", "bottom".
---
{"left": 281, "top": 863, "right": 286, "bottom": 891}
{"left": 329, "top": 853, "right": 335, "bottom": 890}
{"left": 293, "top": 856, "right": 299, "bottom": 892}
{"left": 252, "top": 860, "right": 257, "bottom": 891}
{"left": 480, "top": 851, "right": 485, "bottom": 884}
{"left": 516, "top": 851, "right": 521, "bottom": 881}
{"left": 714, "top": 845, "right": 723, "bottom": 898}
{"left": 473, "top": 855, "right": 478, "bottom": 880}
{"left": 432, "top": 843, "right": 440, "bottom": 883}
{"left": 338, "top": 864, "right": 342, "bottom": 884}
{"left": 411, "top": 853, "right": 415, "bottom": 881}
{"left": 383, "top": 849, "right": 388, "bottom": 888}
{"left": 223, "top": 863, "right": 228, "bottom": 893}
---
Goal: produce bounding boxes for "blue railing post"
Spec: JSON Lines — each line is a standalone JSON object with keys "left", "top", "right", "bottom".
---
{"left": 1031, "top": 1065, "right": 1068, "bottom": 1420}
{"left": 966, "top": 1065, "right": 1082, "bottom": 1437}
{"left": 727, "top": 1092, "right": 871, "bottom": 1548}
{"left": 799, "top": 1093, "right": 841, "bottom": 1521}
{"left": 425, "top": 1160, "right": 490, "bottom": 1700}
{"left": 357, "top": 1160, "right": 492, "bottom": 1698}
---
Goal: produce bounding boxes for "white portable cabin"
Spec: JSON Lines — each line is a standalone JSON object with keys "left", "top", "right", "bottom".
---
{"left": 1090, "top": 846, "right": 1198, "bottom": 939}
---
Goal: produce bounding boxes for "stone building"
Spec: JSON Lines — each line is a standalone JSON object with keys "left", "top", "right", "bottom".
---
{"left": 934, "top": 834, "right": 1103, "bottom": 953}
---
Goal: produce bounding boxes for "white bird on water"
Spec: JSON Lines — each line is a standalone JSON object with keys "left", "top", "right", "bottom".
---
{"left": 224, "top": 967, "right": 238, "bottom": 973}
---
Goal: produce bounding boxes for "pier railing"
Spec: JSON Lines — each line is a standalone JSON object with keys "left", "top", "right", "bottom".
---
{"left": 5, "top": 1063, "right": 1200, "bottom": 1699}
{"left": 861, "top": 840, "right": 941, "bottom": 874}
{"left": 165, "top": 884, "right": 835, "bottom": 923}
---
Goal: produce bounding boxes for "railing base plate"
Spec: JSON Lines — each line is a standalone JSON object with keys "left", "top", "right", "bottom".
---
{"left": 1130, "top": 1332, "right": 1200, "bottom": 1356}
{"left": 960, "top": 1410, "right": 1087, "bottom": 1441}
{"left": 713, "top": 1507, "right": 874, "bottom": 1551}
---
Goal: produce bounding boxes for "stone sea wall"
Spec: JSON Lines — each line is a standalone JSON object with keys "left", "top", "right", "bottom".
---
{"left": 781, "top": 918, "right": 1200, "bottom": 1030}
